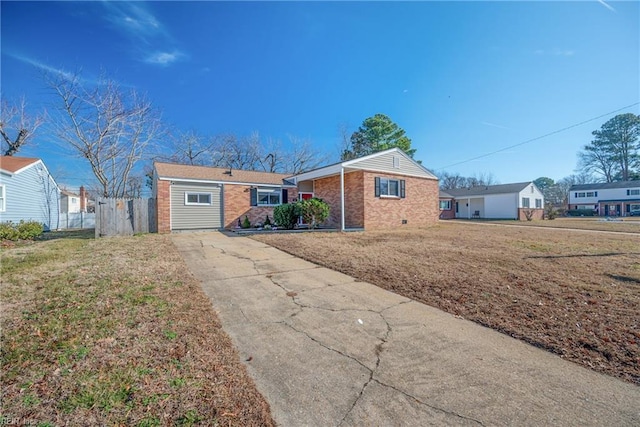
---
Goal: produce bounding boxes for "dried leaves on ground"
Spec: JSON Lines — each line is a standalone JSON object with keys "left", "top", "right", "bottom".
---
{"left": 253, "top": 223, "right": 640, "bottom": 385}
{"left": 1, "top": 231, "right": 274, "bottom": 426}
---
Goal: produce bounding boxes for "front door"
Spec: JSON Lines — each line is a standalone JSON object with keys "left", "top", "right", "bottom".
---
{"left": 298, "top": 193, "right": 313, "bottom": 225}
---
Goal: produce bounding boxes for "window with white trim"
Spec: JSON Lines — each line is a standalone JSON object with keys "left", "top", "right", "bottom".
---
{"left": 628, "top": 189, "right": 640, "bottom": 196}
{"left": 257, "top": 188, "right": 281, "bottom": 206}
{"left": 439, "top": 200, "right": 451, "bottom": 210}
{"left": 522, "top": 197, "right": 530, "bottom": 208}
{"left": 185, "top": 192, "right": 212, "bottom": 205}
{"left": 380, "top": 178, "right": 399, "bottom": 197}
{"left": 535, "top": 198, "right": 542, "bottom": 208}
{"left": 0, "top": 185, "right": 5, "bottom": 212}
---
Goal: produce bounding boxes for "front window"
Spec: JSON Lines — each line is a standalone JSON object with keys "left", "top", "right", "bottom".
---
{"left": 535, "top": 198, "right": 542, "bottom": 208}
{"left": 71, "top": 197, "right": 77, "bottom": 204}
{"left": 257, "top": 188, "right": 281, "bottom": 206}
{"left": 629, "top": 189, "right": 640, "bottom": 196}
{"left": 380, "top": 178, "right": 400, "bottom": 197}
{"left": 439, "top": 200, "right": 451, "bottom": 210}
{"left": 522, "top": 197, "right": 530, "bottom": 208}
{"left": 185, "top": 193, "right": 212, "bottom": 205}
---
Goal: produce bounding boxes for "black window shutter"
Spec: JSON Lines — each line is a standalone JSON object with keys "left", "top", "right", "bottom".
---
{"left": 400, "top": 180, "right": 406, "bottom": 198}
{"left": 250, "top": 188, "right": 257, "bottom": 206}
{"left": 627, "top": 190, "right": 630, "bottom": 196}
{"left": 374, "top": 177, "right": 380, "bottom": 197}
{"left": 595, "top": 191, "right": 598, "bottom": 197}
{"left": 575, "top": 192, "right": 578, "bottom": 198}
{"left": 282, "top": 189, "right": 288, "bottom": 204}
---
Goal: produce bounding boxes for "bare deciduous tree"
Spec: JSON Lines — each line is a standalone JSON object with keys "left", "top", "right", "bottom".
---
{"left": 0, "top": 97, "right": 45, "bottom": 156}
{"left": 210, "top": 132, "right": 262, "bottom": 170}
{"left": 439, "top": 171, "right": 498, "bottom": 190}
{"left": 281, "top": 135, "right": 327, "bottom": 174}
{"left": 48, "top": 72, "right": 162, "bottom": 198}
{"left": 164, "top": 129, "right": 211, "bottom": 166}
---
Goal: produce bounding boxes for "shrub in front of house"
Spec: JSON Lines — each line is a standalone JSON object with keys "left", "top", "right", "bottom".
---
{"left": 0, "top": 220, "right": 44, "bottom": 241}
{"left": 241, "top": 215, "right": 252, "bottom": 229}
{"left": 298, "top": 197, "right": 330, "bottom": 229}
{"left": 274, "top": 203, "right": 300, "bottom": 230}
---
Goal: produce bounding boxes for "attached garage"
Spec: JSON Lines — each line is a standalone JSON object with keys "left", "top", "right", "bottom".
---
{"left": 170, "top": 182, "right": 223, "bottom": 230}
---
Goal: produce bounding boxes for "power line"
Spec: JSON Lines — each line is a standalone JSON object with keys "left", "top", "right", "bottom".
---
{"left": 434, "top": 102, "right": 640, "bottom": 171}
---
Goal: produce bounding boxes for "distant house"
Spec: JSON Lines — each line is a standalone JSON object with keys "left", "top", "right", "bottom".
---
{"left": 443, "top": 182, "right": 544, "bottom": 220}
{"left": 60, "top": 186, "right": 90, "bottom": 213}
{"left": 0, "top": 156, "right": 60, "bottom": 230}
{"left": 438, "top": 190, "right": 456, "bottom": 219}
{"left": 153, "top": 148, "right": 440, "bottom": 231}
{"left": 568, "top": 181, "right": 640, "bottom": 217}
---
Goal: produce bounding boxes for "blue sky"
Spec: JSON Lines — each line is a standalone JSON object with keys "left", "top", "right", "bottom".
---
{"left": 2, "top": 0, "right": 639, "bottom": 191}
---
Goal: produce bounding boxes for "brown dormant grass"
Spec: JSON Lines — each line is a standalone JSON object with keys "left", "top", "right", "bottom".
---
{"left": 1, "top": 231, "right": 274, "bottom": 426}
{"left": 489, "top": 216, "right": 640, "bottom": 233}
{"left": 253, "top": 222, "right": 640, "bottom": 385}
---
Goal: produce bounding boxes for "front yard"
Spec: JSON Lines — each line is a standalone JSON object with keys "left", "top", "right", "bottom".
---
{"left": 1, "top": 231, "right": 274, "bottom": 426}
{"left": 253, "top": 222, "right": 640, "bottom": 385}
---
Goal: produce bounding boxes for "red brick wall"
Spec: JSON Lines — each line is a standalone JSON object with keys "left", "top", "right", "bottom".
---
{"left": 362, "top": 172, "right": 439, "bottom": 229}
{"left": 313, "top": 172, "right": 365, "bottom": 228}
{"left": 312, "top": 171, "right": 439, "bottom": 229}
{"left": 223, "top": 184, "right": 298, "bottom": 229}
{"left": 156, "top": 179, "right": 171, "bottom": 233}
{"left": 517, "top": 208, "right": 544, "bottom": 220}
{"left": 439, "top": 198, "right": 455, "bottom": 219}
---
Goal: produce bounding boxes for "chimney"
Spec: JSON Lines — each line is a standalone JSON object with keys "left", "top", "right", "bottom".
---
{"left": 79, "top": 186, "right": 87, "bottom": 212}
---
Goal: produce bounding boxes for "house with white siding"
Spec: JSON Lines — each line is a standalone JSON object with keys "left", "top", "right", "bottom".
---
{"left": 444, "top": 182, "right": 545, "bottom": 220}
{"left": 0, "top": 156, "right": 61, "bottom": 230}
{"left": 568, "top": 181, "right": 640, "bottom": 217}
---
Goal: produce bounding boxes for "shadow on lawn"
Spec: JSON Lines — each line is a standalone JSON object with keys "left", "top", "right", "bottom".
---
{"left": 39, "top": 229, "right": 95, "bottom": 241}
{"left": 606, "top": 274, "right": 640, "bottom": 285}
{"left": 526, "top": 252, "right": 640, "bottom": 259}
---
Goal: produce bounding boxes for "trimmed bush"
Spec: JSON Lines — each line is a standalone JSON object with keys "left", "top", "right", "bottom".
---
{"left": 241, "top": 215, "right": 251, "bottom": 229}
{"left": 298, "top": 197, "right": 330, "bottom": 229}
{"left": 273, "top": 203, "right": 300, "bottom": 230}
{"left": 0, "top": 220, "right": 44, "bottom": 241}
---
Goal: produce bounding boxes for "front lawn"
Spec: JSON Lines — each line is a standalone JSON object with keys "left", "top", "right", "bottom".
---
{"left": 253, "top": 222, "right": 640, "bottom": 385}
{"left": 1, "top": 231, "right": 274, "bottom": 426}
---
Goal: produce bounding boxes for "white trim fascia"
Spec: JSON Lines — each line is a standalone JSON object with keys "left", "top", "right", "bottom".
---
{"left": 159, "top": 176, "right": 295, "bottom": 188}
{"left": 290, "top": 147, "right": 438, "bottom": 182}
{"left": 346, "top": 165, "right": 438, "bottom": 180}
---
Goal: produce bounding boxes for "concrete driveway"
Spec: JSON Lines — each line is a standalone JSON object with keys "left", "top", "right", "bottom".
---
{"left": 171, "top": 231, "right": 639, "bottom": 427}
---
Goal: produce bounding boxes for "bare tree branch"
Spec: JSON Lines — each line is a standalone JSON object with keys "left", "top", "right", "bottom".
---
{"left": 48, "top": 71, "right": 162, "bottom": 198}
{"left": 0, "top": 96, "right": 45, "bottom": 156}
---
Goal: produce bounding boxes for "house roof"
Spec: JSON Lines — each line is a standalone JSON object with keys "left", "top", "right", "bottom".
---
{"left": 570, "top": 181, "right": 640, "bottom": 191}
{"left": 61, "top": 190, "right": 80, "bottom": 197}
{"left": 289, "top": 148, "right": 438, "bottom": 182}
{"left": 445, "top": 182, "right": 534, "bottom": 197}
{"left": 0, "top": 156, "right": 41, "bottom": 174}
{"left": 154, "top": 162, "right": 293, "bottom": 186}
{"left": 439, "top": 190, "right": 454, "bottom": 198}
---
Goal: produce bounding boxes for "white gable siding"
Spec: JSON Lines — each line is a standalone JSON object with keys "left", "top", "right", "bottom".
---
{"left": 518, "top": 184, "right": 544, "bottom": 208}
{"left": 348, "top": 150, "right": 436, "bottom": 179}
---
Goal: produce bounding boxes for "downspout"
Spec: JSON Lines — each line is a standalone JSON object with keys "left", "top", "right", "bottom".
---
{"left": 340, "top": 167, "right": 345, "bottom": 231}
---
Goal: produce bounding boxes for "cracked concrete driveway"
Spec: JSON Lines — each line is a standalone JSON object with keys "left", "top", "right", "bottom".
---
{"left": 171, "top": 231, "right": 639, "bottom": 426}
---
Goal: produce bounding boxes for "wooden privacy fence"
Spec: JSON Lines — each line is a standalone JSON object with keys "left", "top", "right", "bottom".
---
{"left": 95, "top": 197, "right": 156, "bottom": 238}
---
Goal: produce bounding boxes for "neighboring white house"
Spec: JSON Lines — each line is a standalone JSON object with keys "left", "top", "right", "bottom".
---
{"left": 0, "top": 156, "right": 61, "bottom": 230}
{"left": 60, "top": 190, "right": 82, "bottom": 213}
{"left": 569, "top": 181, "right": 640, "bottom": 217}
{"left": 445, "top": 182, "right": 544, "bottom": 220}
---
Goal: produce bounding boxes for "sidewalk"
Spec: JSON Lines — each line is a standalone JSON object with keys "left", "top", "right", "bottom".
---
{"left": 171, "top": 231, "right": 639, "bottom": 427}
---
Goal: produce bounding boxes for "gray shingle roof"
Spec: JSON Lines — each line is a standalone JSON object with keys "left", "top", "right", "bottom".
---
{"left": 445, "top": 182, "right": 533, "bottom": 197}
{"left": 569, "top": 181, "right": 640, "bottom": 191}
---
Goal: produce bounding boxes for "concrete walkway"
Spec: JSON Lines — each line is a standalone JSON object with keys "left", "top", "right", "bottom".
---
{"left": 171, "top": 231, "right": 639, "bottom": 427}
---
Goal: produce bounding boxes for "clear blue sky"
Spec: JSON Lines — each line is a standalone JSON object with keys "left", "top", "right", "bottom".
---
{"left": 2, "top": 0, "right": 639, "bottom": 191}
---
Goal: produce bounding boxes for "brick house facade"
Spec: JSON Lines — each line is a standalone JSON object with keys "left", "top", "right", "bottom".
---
{"left": 153, "top": 148, "right": 440, "bottom": 232}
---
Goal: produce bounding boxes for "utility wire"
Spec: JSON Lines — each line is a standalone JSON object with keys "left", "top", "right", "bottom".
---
{"left": 435, "top": 102, "right": 640, "bottom": 171}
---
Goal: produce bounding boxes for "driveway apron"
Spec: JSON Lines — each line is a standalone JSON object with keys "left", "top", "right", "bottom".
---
{"left": 171, "top": 231, "right": 639, "bottom": 427}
